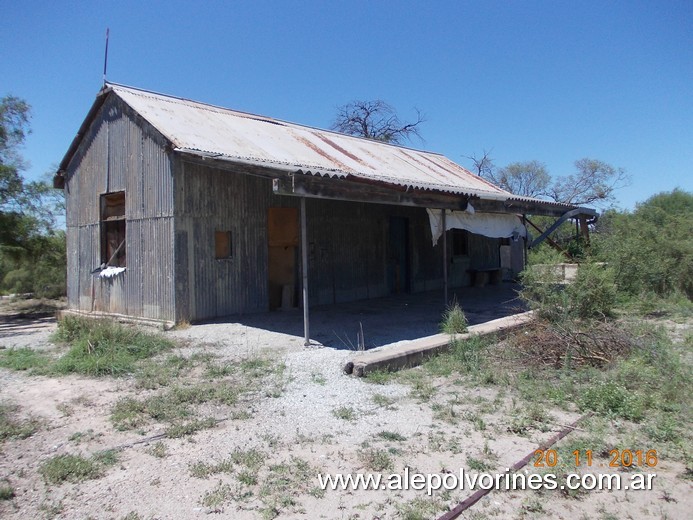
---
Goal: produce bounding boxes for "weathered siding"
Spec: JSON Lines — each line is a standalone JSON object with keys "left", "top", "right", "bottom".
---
{"left": 64, "top": 95, "right": 176, "bottom": 322}
{"left": 174, "top": 162, "right": 508, "bottom": 321}
{"left": 174, "top": 163, "right": 278, "bottom": 320}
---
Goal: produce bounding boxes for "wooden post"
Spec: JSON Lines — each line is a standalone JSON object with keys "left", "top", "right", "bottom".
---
{"left": 442, "top": 209, "right": 448, "bottom": 306}
{"left": 300, "top": 197, "right": 310, "bottom": 346}
{"left": 579, "top": 216, "right": 590, "bottom": 246}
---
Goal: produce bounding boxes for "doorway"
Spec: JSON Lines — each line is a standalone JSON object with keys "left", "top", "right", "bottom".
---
{"left": 268, "top": 207, "right": 299, "bottom": 310}
{"left": 387, "top": 216, "right": 410, "bottom": 294}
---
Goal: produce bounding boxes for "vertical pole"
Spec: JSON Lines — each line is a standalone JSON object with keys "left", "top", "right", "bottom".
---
{"left": 579, "top": 216, "right": 590, "bottom": 246}
{"left": 442, "top": 209, "right": 448, "bottom": 306}
{"left": 522, "top": 215, "right": 528, "bottom": 269}
{"left": 300, "top": 197, "right": 310, "bottom": 346}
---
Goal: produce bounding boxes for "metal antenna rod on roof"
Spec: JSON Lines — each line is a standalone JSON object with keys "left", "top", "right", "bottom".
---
{"left": 103, "top": 28, "right": 110, "bottom": 86}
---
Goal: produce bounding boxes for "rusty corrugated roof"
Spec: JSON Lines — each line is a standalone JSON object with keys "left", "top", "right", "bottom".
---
{"left": 108, "top": 84, "right": 519, "bottom": 197}
{"left": 60, "top": 82, "right": 581, "bottom": 212}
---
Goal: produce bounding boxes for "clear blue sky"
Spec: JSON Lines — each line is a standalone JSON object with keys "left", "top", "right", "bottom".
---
{"left": 2, "top": 0, "right": 691, "bottom": 209}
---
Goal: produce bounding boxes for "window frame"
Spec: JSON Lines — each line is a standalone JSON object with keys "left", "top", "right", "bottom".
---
{"left": 100, "top": 191, "right": 126, "bottom": 267}
{"left": 215, "top": 230, "right": 233, "bottom": 260}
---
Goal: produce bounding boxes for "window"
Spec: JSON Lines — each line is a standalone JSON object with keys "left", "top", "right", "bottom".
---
{"left": 451, "top": 229, "right": 468, "bottom": 256}
{"left": 215, "top": 230, "right": 233, "bottom": 259}
{"left": 100, "top": 191, "right": 126, "bottom": 267}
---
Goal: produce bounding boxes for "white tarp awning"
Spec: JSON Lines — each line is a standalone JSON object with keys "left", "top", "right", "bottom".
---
{"left": 427, "top": 207, "right": 527, "bottom": 246}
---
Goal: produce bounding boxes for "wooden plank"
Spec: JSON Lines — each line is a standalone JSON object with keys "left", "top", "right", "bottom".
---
{"left": 525, "top": 217, "right": 571, "bottom": 258}
{"left": 273, "top": 175, "right": 470, "bottom": 210}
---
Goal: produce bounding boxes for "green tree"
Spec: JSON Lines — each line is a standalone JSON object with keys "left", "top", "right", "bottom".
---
{"left": 593, "top": 189, "right": 692, "bottom": 299}
{"left": 478, "top": 155, "right": 628, "bottom": 208}
{"left": 549, "top": 158, "right": 629, "bottom": 207}
{"left": 1, "top": 96, "right": 31, "bottom": 213}
{"left": 0, "top": 95, "right": 66, "bottom": 297}
{"left": 485, "top": 160, "right": 551, "bottom": 198}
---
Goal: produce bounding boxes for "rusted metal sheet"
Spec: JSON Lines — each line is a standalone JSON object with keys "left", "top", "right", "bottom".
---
{"left": 107, "top": 84, "right": 516, "bottom": 198}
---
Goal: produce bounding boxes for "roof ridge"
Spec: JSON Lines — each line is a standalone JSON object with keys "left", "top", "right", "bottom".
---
{"left": 105, "top": 81, "right": 450, "bottom": 157}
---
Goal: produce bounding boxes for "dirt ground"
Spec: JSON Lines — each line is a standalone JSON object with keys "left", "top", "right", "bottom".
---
{"left": 0, "top": 298, "right": 690, "bottom": 519}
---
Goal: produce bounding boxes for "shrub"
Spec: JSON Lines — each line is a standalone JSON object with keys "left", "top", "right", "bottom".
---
{"left": 440, "top": 301, "right": 468, "bottom": 334}
{"left": 527, "top": 244, "right": 566, "bottom": 266}
{"left": 519, "top": 260, "right": 570, "bottom": 321}
{"left": 520, "top": 260, "right": 616, "bottom": 320}
{"left": 568, "top": 262, "right": 616, "bottom": 319}
{"left": 579, "top": 381, "right": 645, "bottom": 421}
{"left": 0, "top": 231, "right": 66, "bottom": 298}
{"left": 594, "top": 189, "right": 692, "bottom": 299}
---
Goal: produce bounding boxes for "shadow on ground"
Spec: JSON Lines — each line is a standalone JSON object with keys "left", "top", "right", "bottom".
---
{"left": 196, "top": 283, "right": 526, "bottom": 350}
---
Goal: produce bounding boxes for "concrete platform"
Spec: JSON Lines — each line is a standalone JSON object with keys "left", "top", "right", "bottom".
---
{"left": 345, "top": 311, "right": 534, "bottom": 376}
{"left": 203, "top": 282, "right": 526, "bottom": 351}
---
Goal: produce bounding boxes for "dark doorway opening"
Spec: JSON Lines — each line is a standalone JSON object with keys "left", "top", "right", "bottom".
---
{"left": 387, "top": 216, "right": 410, "bottom": 294}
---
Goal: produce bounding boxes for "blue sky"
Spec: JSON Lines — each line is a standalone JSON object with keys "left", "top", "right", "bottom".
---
{"left": 2, "top": 0, "right": 691, "bottom": 209}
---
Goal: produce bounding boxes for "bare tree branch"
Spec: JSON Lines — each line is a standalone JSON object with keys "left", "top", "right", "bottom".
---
{"left": 463, "top": 149, "right": 495, "bottom": 177}
{"left": 331, "top": 100, "right": 425, "bottom": 144}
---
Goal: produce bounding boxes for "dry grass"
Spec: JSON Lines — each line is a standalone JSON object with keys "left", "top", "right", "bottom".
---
{"left": 502, "top": 318, "right": 637, "bottom": 369}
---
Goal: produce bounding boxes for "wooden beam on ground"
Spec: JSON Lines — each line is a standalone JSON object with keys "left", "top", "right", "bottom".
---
{"left": 344, "top": 311, "right": 534, "bottom": 376}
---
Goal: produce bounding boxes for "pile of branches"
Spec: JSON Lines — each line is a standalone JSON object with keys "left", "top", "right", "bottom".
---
{"left": 507, "top": 319, "right": 637, "bottom": 369}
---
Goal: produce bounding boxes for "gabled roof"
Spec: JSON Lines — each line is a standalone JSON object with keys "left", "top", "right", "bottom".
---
{"left": 58, "top": 83, "right": 589, "bottom": 215}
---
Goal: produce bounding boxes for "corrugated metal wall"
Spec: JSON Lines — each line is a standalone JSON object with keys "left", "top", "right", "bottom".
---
{"left": 174, "top": 163, "right": 279, "bottom": 320}
{"left": 64, "top": 93, "right": 513, "bottom": 324}
{"left": 64, "top": 95, "right": 176, "bottom": 322}
{"left": 175, "top": 161, "right": 506, "bottom": 322}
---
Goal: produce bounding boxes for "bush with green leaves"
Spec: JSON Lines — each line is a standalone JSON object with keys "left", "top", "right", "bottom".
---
{"left": 527, "top": 243, "right": 567, "bottom": 266}
{"left": 520, "top": 259, "right": 616, "bottom": 321}
{"left": 579, "top": 381, "right": 645, "bottom": 421}
{"left": 593, "top": 189, "right": 692, "bottom": 299}
{"left": 569, "top": 262, "right": 617, "bottom": 318}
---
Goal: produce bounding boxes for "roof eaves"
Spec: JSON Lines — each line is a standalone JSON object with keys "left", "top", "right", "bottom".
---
{"left": 57, "top": 85, "right": 113, "bottom": 173}
{"left": 174, "top": 147, "right": 563, "bottom": 207}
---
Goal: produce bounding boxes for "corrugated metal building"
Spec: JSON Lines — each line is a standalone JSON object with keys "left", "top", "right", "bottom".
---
{"left": 55, "top": 83, "right": 590, "bottom": 332}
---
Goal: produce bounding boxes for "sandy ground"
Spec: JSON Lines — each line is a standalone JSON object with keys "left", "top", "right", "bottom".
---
{"left": 0, "top": 300, "right": 690, "bottom": 519}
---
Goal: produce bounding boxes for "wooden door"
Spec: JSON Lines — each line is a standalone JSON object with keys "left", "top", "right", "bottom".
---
{"left": 268, "top": 208, "right": 299, "bottom": 310}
